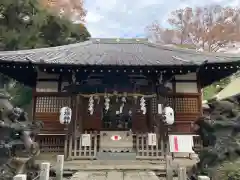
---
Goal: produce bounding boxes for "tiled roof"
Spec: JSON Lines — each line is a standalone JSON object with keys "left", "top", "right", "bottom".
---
{"left": 215, "top": 77, "right": 240, "bottom": 100}
{"left": 0, "top": 38, "right": 239, "bottom": 66}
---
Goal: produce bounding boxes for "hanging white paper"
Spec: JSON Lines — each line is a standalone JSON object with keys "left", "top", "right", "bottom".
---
{"left": 148, "top": 133, "right": 157, "bottom": 146}
{"left": 81, "top": 134, "right": 91, "bottom": 147}
{"left": 169, "top": 135, "right": 194, "bottom": 153}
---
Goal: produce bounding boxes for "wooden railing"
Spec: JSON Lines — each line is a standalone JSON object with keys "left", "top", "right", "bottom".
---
{"left": 36, "top": 132, "right": 202, "bottom": 159}
{"left": 36, "top": 134, "right": 65, "bottom": 153}
{"left": 65, "top": 132, "right": 167, "bottom": 160}
{"left": 65, "top": 131, "right": 98, "bottom": 160}
{"left": 134, "top": 133, "right": 166, "bottom": 160}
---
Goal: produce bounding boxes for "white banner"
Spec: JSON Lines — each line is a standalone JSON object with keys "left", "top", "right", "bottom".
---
{"left": 148, "top": 133, "right": 157, "bottom": 146}
{"left": 169, "top": 135, "right": 194, "bottom": 153}
{"left": 81, "top": 134, "right": 91, "bottom": 147}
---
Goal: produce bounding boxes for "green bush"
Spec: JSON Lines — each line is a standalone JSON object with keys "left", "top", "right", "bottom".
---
{"left": 214, "top": 161, "right": 240, "bottom": 180}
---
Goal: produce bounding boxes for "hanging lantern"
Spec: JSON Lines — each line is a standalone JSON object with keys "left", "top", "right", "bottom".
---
{"left": 59, "top": 107, "right": 72, "bottom": 124}
{"left": 140, "top": 96, "right": 146, "bottom": 115}
{"left": 88, "top": 96, "right": 94, "bottom": 115}
{"left": 163, "top": 106, "right": 174, "bottom": 125}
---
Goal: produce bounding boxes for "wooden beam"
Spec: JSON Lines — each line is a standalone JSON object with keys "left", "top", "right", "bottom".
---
{"left": 172, "top": 79, "right": 197, "bottom": 82}
{"left": 58, "top": 74, "right": 63, "bottom": 92}
{"left": 33, "top": 92, "right": 70, "bottom": 97}
{"left": 37, "top": 78, "right": 59, "bottom": 81}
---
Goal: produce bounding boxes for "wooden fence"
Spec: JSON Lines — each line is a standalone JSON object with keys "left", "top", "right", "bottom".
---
{"left": 35, "top": 132, "right": 202, "bottom": 160}
{"left": 135, "top": 133, "right": 166, "bottom": 159}
{"left": 65, "top": 131, "right": 98, "bottom": 160}
{"left": 36, "top": 134, "right": 65, "bottom": 153}
{"left": 64, "top": 132, "right": 167, "bottom": 160}
{"left": 63, "top": 132, "right": 202, "bottom": 160}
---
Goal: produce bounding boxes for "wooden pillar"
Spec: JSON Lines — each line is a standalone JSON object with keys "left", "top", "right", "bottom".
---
{"left": 32, "top": 69, "right": 37, "bottom": 122}
{"left": 77, "top": 95, "right": 83, "bottom": 133}
{"left": 148, "top": 96, "right": 155, "bottom": 132}
{"left": 197, "top": 76, "right": 203, "bottom": 115}
{"left": 0, "top": 74, "right": 5, "bottom": 90}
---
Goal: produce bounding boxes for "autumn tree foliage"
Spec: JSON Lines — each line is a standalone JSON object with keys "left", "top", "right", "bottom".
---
{"left": 0, "top": 0, "right": 90, "bottom": 107}
{"left": 41, "top": 0, "right": 86, "bottom": 21}
{"left": 146, "top": 21, "right": 179, "bottom": 44}
{"left": 148, "top": 5, "right": 240, "bottom": 52}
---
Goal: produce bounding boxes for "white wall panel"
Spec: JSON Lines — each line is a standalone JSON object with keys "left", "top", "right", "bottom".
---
{"left": 36, "top": 81, "right": 58, "bottom": 92}
{"left": 175, "top": 73, "right": 197, "bottom": 80}
{"left": 176, "top": 82, "right": 198, "bottom": 93}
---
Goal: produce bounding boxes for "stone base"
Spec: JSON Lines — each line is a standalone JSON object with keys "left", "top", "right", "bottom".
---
{"left": 97, "top": 152, "right": 136, "bottom": 160}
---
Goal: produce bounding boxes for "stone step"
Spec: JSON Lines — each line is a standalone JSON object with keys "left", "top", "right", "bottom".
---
{"left": 70, "top": 170, "right": 164, "bottom": 180}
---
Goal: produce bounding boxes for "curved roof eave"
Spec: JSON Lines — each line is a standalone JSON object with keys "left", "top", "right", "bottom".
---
{"left": 0, "top": 38, "right": 239, "bottom": 66}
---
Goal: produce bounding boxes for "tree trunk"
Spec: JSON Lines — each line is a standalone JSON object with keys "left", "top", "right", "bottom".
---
{"left": 0, "top": 74, "right": 5, "bottom": 89}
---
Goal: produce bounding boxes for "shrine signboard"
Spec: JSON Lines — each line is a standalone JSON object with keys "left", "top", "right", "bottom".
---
{"left": 81, "top": 134, "right": 91, "bottom": 147}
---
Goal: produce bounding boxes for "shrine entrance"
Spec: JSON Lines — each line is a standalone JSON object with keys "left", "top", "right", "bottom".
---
{"left": 70, "top": 94, "right": 165, "bottom": 160}
{"left": 79, "top": 94, "right": 149, "bottom": 132}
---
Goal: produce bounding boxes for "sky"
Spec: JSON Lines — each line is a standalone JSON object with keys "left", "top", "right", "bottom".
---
{"left": 84, "top": 0, "right": 240, "bottom": 38}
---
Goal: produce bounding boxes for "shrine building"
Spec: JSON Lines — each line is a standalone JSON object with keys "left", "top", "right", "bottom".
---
{"left": 0, "top": 38, "right": 239, "bottom": 160}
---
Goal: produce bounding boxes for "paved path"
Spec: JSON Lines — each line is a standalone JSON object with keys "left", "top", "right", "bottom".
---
{"left": 70, "top": 170, "right": 180, "bottom": 180}
{"left": 70, "top": 171, "right": 160, "bottom": 180}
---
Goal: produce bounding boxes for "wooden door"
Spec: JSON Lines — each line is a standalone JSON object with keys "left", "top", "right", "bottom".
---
{"left": 77, "top": 95, "right": 149, "bottom": 132}
{"left": 80, "top": 96, "right": 102, "bottom": 131}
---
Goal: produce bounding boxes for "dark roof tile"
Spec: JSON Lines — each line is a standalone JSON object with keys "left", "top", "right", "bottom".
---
{"left": 0, "top": 38, "right": 239, "bottom": 66}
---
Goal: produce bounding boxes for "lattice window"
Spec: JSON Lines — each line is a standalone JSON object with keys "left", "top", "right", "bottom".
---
{"left": 151, "top": 97, "right": 174, "bottom": 114}
{"left": 175, "top": 97, "right": 198, "bottom": 113}
{"left": 151, "top": 97, "right": 157, "bottom": 114}
{"left": 152, "top": 96, "right": 198, "bottom": 113}
{"left": 165, "top": 97, "right": 173, "bottom": 107}
{"left": 35, "top": 96, "right": 71, "bottom": 113}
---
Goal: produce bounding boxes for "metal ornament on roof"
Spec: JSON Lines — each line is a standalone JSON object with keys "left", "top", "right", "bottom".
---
{"left": 59, "top": 107, "right": 72, "bottom": 124}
